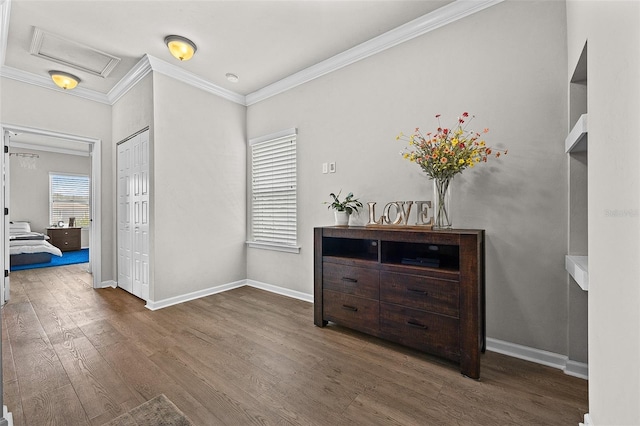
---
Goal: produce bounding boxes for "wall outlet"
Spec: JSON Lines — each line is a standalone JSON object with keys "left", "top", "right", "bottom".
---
{"left": 329, "top": 162, "right": 336, "bottom": 173}
{"left": 322, "top": 163, "right": 328, "bottom": 174}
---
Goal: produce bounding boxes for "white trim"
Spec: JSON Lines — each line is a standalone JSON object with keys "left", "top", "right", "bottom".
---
{"left": 246, "top": 241, "right": 301, "bottom": 254}
{"left": 246, "top": 279, "right": 313, "bottom": 303}
{"left": 565, "top": 359, "right": 589, "bottom": 379}
{"left": 144, "top": 280, "right": 246, "bottom": 311}
{"left": 3, "top": 405, "right": 13, "bottom": 426}
{"left": 146, "top": 55, "right": 246, "bottom": 106}
{"left": 579, "top": 413, "right": 592, "bottom": 426}
{"left": 0, "top": 65, "right": 111, "bottom": 104}
{"left": 99, "top": 280, "right": 117, "bottom": 289}
{"left": 106, "top": 55, "right": 153, "bottom": 104}
{"left": 0, "top": 0, "right": 10, "bottom": 67}
{"left": 1, "top": 123, "right": 102, "bottom": 289}
{"left": 249, "top": 127, "right": 297, "bottom": 146}
{"left": 486, "top": 337, "right": 588, "bottom": 380}
{"left": 11, "top": 141, "right": 89, "bottom": 157}
{"left": 245, "top": 0, "right": 504, "bottom": 105}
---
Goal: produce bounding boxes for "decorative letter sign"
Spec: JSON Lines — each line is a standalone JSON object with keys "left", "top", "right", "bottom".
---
{"left": 367, "top": 201, "right": 432, "bottom": 228}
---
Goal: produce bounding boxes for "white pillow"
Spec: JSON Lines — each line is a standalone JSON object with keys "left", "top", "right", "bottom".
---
{"left": 9, "top": 222, "right": 31, "bottom": 233}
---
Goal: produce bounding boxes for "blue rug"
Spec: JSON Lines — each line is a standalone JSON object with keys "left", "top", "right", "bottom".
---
{"left": 11, "top": 249, "right": 89, "bottom": 271}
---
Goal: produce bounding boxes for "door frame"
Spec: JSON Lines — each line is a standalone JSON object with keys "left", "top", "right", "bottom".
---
{"left": 1, "top": 123, "right": 102, "bottom": 289}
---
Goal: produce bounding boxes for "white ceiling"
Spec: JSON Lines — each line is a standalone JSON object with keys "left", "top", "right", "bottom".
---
{"left": 3, "top": 0, "right": 455, "bottom": 96}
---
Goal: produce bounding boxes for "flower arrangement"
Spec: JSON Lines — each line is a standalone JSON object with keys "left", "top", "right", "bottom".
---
{"left": 396, "top": 112, "right": 506, "bottom": 229}
{"left": 396, "top": 112, "right": 506, "bottom": 180}
{"left": 325, "top": 190, "right": 363, "bottom": 215}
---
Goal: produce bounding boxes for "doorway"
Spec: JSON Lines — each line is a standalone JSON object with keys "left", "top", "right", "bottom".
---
{"left": 1, "top": 124, "right": 102, "bottom": 299}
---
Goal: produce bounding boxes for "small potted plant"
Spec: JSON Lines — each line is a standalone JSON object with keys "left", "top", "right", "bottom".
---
{"left": 325, "top": 190, "right": 363, "bottom": 226}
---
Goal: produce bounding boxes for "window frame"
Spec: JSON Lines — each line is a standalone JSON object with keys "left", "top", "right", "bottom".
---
{"left": 247, "top": 128, "right": 300, "bottom": 253}
{"left": 49, "top": 172, "right": 91, "bottom": 228}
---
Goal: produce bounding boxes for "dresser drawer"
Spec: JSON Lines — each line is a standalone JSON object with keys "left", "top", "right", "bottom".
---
{"left": 323, "top": 263, "right": 379, "bottom": 299}
{"left": 47, "top": 228, "right": 81, "bottom": 252}
{"left": 380, "top": 272, "right": 459, "bottom": 317}
{"left": 323, "top": 290, "right": 379, "bottom": 335}
{"left": 380, "top": 302, "right": 459, "bottom": 359}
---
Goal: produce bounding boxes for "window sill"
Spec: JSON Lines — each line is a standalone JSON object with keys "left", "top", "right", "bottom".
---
{"left": 246, "top": 241, "right": 301, "bottom": 254}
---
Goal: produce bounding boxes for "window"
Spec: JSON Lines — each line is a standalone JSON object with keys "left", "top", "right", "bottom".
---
{"left": 50, "top": 173, "right": 90, "bottom": 227}
{"left": 249, "top": 128, "right": 299, "bottom": 253}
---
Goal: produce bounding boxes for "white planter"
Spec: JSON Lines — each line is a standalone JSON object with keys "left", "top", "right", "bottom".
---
{"left": 334, "top": 211, "right": 350, "bottom": 226}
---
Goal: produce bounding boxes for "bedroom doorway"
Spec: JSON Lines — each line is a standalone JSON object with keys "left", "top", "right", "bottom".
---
{"left": 1, "top": 124, "right": 102, "bottom": 299}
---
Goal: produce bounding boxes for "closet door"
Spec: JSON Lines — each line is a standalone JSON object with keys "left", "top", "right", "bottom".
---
{"left": 117, "top": 130, "right": 150, "bottom": 300}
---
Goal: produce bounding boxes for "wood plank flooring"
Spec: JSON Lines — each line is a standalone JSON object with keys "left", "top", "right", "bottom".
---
{"left": 3, "top": 264, "right": 588, "bottom": 425}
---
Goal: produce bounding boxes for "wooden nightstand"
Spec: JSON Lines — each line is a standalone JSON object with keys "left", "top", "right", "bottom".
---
{"left": 47, "top": 227, "right": 81, "bottom": 252}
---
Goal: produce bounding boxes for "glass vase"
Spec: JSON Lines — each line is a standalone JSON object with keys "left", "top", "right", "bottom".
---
{"left": 432, "top": 177, "right": 452, "bottom": 229}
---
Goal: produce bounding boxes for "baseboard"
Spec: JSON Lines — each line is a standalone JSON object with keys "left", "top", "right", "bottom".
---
{"left": 3, "top": 405, "right": 13, "bottom": 426}
{"left": 579, "top": 413, "right": 592, "bottom": 426}
{"left": 144, "top": 280, "right": 246, "bottom": 311}
{"left": 486, "top": 337, "right": 588, "bottom": 380}
{"left": 565, "top": 359, "right": 589, "bottom": 379}
{"left": 245, "top": 279, "right": 314, "bottom": 303}
{"left": 99, "top": 280, "right": 117, "bottom": 289}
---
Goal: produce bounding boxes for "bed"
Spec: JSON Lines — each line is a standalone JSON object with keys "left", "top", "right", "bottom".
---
{"left": 9, "top": 222, "right": 62, "bottom": 267}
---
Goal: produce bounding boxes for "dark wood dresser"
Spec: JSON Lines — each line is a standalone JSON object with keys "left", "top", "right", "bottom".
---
{"left": 314, "top": 226, "right": 485, "bottom": 379}
{"left": 47, "top": 227, "right": 81, "bottom": 252}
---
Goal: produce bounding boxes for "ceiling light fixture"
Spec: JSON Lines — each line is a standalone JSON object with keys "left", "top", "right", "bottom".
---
{"left": 164, "top": 35, "right": 197, "bottom": 61}
{"left": 48, "top": 70, "right": 80, "bottom": 90}
{"left": 226, "top": 73, "right": 239, "bottom": 83}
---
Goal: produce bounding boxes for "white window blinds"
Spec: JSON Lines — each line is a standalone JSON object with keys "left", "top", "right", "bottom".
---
{"left": 50, "top": 173, "right": 90, "bottom": 227}
{"left": 250, "top": 130, "right": 297, "bottom": 249}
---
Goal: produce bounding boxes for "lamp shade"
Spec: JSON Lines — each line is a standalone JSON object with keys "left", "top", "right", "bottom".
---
{"left": 164, "top": 35, "right": 197, "bottom": 61}
{"left": 49, "top": 71, "right": 80, "bottom": 90}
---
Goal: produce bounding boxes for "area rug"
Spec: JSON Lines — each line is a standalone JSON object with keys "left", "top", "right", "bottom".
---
{"left": 10, "top": 248, "right": 89, "bottom": 271}
{"left": 102, "top": 394, "right": 195, "bottom": 426}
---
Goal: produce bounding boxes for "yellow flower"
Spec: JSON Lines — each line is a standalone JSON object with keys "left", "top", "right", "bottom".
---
{"left": 458, "top": 159, "right": 465, "bottom": 165}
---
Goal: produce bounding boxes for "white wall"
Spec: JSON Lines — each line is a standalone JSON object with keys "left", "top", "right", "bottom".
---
{"left": 567, "top": 1, "right": 640, "bottom": 424}
{"left": 0, "top": 77, "right": 113, "bottom": 277}
{"left": 247, "top": 1, "right": 572, "bottom": 356}
{"left": 151, "top": 73, "right": 247, "bottom": 301}
{"left": 10, "top": 147, "right": 91, "bottom": 246}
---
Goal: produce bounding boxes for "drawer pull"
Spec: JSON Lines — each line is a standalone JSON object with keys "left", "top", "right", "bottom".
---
{"left": 407, "top": 320, "right": 428, "bottom": 330}
{"left": 342, "top": 305, "right": 358, "bottom": 312}
{"left": 341, "top": 277, "right": 358, "bottom": 283}
{"left": 407, "top": 288, "right": 428, "bottom": 296}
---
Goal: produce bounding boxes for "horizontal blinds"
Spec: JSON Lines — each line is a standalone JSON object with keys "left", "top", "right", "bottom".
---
{"left": 251, "top": 135, "right": 297, "bottom": 246}
{"left": 50, "top": 173, "right": 90, "bottom": 227}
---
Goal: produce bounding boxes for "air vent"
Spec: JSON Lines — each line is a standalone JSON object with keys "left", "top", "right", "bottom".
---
{"left": 30, "top": 27, "right": 120, "bottom": 78}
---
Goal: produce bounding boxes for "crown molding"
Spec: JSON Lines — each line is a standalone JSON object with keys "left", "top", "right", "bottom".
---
{"left": 2, "top": 0, "right": 503, "bottom": 107}
{"left": 0, "top": 65, "right": 111, "bottom": 104}
{"left": 0, "top": 0, "right": 11, "bottom": 67}
{"left": 106, "top": 54, "right": 153, "bottom": 104}
{"left": 145, "top": 55, "right": 246, "bottom": 106}
{"left": 245, "top": 0, "right": 504, "bottom": 105}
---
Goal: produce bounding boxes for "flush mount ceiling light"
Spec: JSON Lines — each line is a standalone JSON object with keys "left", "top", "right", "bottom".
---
{"left": 164, "top": 35, "right": 197, "bottom": 61}
{"left": 48, "top": 70, "right": 80, "bottom": 90}
{"left": 226, "top": 73, "right": 239, "bottom": 83}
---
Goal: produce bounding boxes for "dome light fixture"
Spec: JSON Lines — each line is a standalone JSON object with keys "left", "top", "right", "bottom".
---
{"left": 226, "top": 73, "right": 239, "bottom": 83}
{"left": 48, "top": 70, "right": 80, "bottom": 90}
{"left": 164, "top": 35, "right": 197, "bottom": 61}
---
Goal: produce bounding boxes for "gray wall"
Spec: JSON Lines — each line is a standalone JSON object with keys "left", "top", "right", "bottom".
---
{"left": 10, "top": 147, "right": 91, "bottom": 246}
{"left": 152, "top": 73, "right": 247, "bottom": 301}
{"left": 247, "top": 1, "right": 572, "bottom": 356}
{"left": 567, "top": 1, "right": 640, "bottom": 423}
{"left": 1, "top": 77, "right": 113, "bottom": 279}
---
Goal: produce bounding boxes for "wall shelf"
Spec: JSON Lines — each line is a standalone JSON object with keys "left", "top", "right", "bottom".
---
{"left": 566, "top": 255, "right": 588, "bottom": 291}
{"left": 565, "top": 114, "right": 588, "bottom": 153}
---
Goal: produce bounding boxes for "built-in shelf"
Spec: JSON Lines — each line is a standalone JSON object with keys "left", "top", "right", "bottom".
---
{"left": 565, "top": 114, "right": 588, "bottom": 153}
{"left": 566, "top": 255, "right": 588, "bottom": 291}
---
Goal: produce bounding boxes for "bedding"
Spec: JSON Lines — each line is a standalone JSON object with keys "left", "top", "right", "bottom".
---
{"left": 9, "top": 221, "right": 62, "bottom": 267}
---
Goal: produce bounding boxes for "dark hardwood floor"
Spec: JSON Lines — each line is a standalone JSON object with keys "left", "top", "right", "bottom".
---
{"left": 2, "top": 264, "right": 588, "bottom": 425}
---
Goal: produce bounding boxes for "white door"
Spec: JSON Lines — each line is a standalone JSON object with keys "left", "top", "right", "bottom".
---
{"left": 117, "top": 130, "right": 150, "bottom": 300}
{"left": 2, "top": 130, "right": 10, "bottom": 304}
